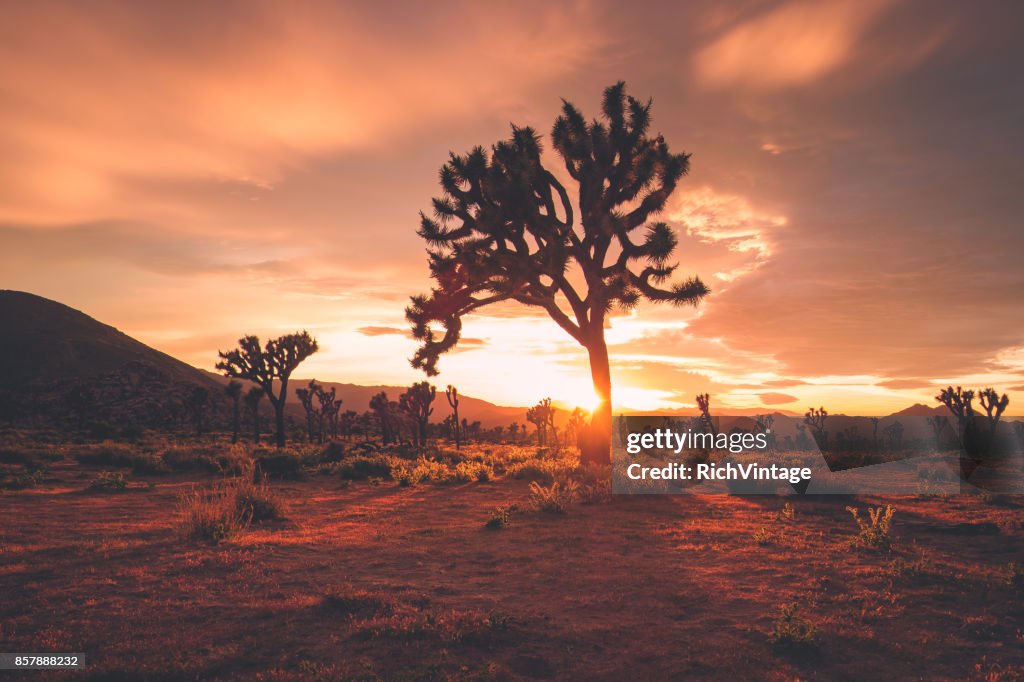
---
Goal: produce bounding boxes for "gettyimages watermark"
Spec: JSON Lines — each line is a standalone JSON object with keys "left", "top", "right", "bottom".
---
{"left": 611, "top": 414, "right": 1024, "bottom": 495}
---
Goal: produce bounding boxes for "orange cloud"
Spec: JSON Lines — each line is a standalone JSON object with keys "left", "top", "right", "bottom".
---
{"left": 694, "top": 0, "right": 894, "bottom": 89}
{"left": 759, "top": 392, "right": 799, "bottom": 405}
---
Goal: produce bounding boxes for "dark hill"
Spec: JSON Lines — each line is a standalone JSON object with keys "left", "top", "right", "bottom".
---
{"left": 0, "top": 290, "right": 221, "bottom": 431}
{"left": 0, "top": 290, "right": 219, "bottom": 390}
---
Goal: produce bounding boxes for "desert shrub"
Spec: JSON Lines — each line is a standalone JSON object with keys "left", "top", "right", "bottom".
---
{"left": 453, "top": 460, "right": 491, "bottom": 482}
{"left": 769, "top": 603, "right": 817, "bottom": 649}
{"left": 321, "top": 590, "right": 395, "bottom": 618}
{"left": 5, "top": 468, "right": 45, "bottom": 490}
{"left": 72, "top": 442, "right": 140, "bottom": 468}
{"left": 570, "top": 464, "right": 613, "bottom": 504}
{"left": 847, "top": 504, "right": 895, "bottom": 551}
{"left": 889, "top": 545, "right": 933, "bottom": 577}
{"left": 390, "top": 456, "right": 454, "bottom": 486}
{"left": 0, "top": 447, "right": 60, "bottom": 467}
{"left": 775, "top": 502, "right": 796, "bottom": 522}
{"left": 161, "top": 446, "right": 219, "bottom": 472}
{"left": 349, "top": 441, "right": 381, "bottom": 456}
{"left": 233, "top": 477, "right": 285, "bottom": 522}
{"left": 1005, "top": 562, "right": 1024, "bottom": 589}
{"left": 337, "top": 455, "right": 393, "bottom": 481}
{"left": 319, "top": 441, "right": 347, "bottom": 463}
{"left": 177, "top": 482, "right": 249, "bottom": 544}
{"left": 528, "top": 479, "right": 579, "bottom": 514}
{"left": 161, "top": 445, "right": 253, "bottom": 477}
{"left": 753, "top": 527, "right": 775, "bottom": 546}
{"left": 89, "top": 471, "right": 128, "bottom": 491}
{"left": 485, "top": 504, "right": 518, "bottom": 530}
{"left": 391, "top": 461, "right": 427, "bottom": 486}
{"left": 253, "top": 451, "right": 303, "bottom": 480}
{"left": 507, "top": 456, "right": 579, "bottom": 484}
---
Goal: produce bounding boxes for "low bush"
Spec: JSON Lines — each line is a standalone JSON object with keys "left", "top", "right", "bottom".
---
{"left": 337, "top": 455, "right": 393, "bottom": 481}
{"left": 89, "top": 471, "right": 128, "bottom": 491}
{"left": 847, "top": 504, "right": 896, "bottom": 551}
{"left": 769, "top": 602, "right": 817, "bottom": 649}
{"left": 233, "top": 477, "right": 285, "bottom": 522}
{"left": 408, "top": 457, "right": 451, "bottom": 484}
{"left": 72, "top": 442, "right": 140, "bottom": 468}
{"left": 177, "top": 481, "right": 251, "bottom": 543}
{"left": 253, "top": 451, "right": 303, "bottom": 480}
{"left": 4, "top": 468, "right": 45, "bottom": 490}
{"left": 453, "top": 460, "right": 491, "bottom": 483}
{"left": 485, "top": 504, "right": 518, "bottom": 529}
{"left": 528, "top": 479, "right": 579, "bottom": 514}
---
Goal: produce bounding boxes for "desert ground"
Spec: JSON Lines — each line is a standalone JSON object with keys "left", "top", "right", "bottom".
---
{"left": 1, "top": 437, "right": 1023, "bottom": 681}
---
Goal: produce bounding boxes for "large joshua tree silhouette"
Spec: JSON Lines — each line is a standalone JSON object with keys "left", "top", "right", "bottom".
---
{"left": 407, "top": 82, "right": 708, "bottom": 464}
{"left": 216, "top": 332, "right": 318, "bottom": 448}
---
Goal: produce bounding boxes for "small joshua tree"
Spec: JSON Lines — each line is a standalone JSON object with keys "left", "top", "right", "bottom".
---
{"left": 526, "top": 398, "right": 554, "bottom": 447}
{"left": 804, "top": 407, "right": 829, "bottom": 451}
{"left": 883, "top": 420, "right": 904, "bottom": 451}
{"left": 216, "top": 332, "right": 319, "bottom": 448}
{"left": 187, "top": 386, "right": 210, "bottom": 437}
{"left": 316, "top": 385, "right": 339, "bottom": 442}
{"left": 756, "top": 414, "right": 775, "bottom": 452}
{"left": 936, "top": 385, "right": 975, "bottom": 448}
{"left": 446, "top": 385, "right": 462, "bottom": 450}
{"left": 369, "top": 392, "right": 394, "bottom": 444}
{"left": 400, "top": 382, "right": 436, "bottom": 448}
{"left": 567, "top": 407, "right": 589, "bottom": 449}
{"left": 926, "top": 415, "right": 949, "bottom": 450}
{"left": 696, "top": 393, "right": 718, "bottom": 438}
{"left": 978, "top": 387, "right": 1009, "bottom": 455}
{"left": 225, "top": 380, "right": 243, "bottom": 444}
{"left": 296, "top": 383, "right": 319, "bottom": 443}
{"left": 244, "top": 387, "right": 264, "bottom": 444}
{"left": 406, "top": 82, "right": 709, "bottom": 465}
{"left": 869, "top": 417, "right": 880, "bottom": 451}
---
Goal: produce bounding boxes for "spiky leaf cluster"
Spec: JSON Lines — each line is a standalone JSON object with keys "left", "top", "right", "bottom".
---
{"left": 407, "top": 82, "right": 708, "bottom": 375}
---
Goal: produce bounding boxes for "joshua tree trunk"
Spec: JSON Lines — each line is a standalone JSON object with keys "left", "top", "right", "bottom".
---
{"left": 271, "top": 378, "right": 288, "bottom": 449}
{"left": 583, "top": 335, "right": 613, "bottom": 465}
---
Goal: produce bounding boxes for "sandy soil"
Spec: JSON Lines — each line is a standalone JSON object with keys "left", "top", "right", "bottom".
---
{"left": 1, "top": 459, "right": 1023, "bottom": 681}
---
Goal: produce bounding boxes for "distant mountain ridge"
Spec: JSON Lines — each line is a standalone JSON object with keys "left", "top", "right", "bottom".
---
{"left": 0, "top": 290, "right": 997, "bottom": 433}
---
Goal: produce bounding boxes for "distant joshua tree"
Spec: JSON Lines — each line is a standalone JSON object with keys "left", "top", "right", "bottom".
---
{"left": 244, "top": 387, "right": 264, "bottom": 444}
{"left": 216, "top": 332, "right": 319, "bottom": 448}
{"left": 755, "top": 414, "right": 775, "bottom": 451}
{"left": 869, "top": 417, "right": 880, "bottom": 451}
{"left": 926, "top": 415, "right": 949, "bottom": 450}
{"left": 883, "top": 420, "right": 904, "bottom": 451}
{"left": 446, "top": 385, "right": 461, "bottom": 449}
{"left": 936, "top": 386, "right": 975, "bottom": 448}
{"left": 567, "top": 407, "right": 588, "bottom": 449}
{"left": 695, "top": 393, "right": 718, "bottom": 438}
{"left": 526, "top": 398, "right": 555, "bottom": 447}
{"left": 406, "top": 82, "right": 709, "bottom": 465}
{"left": 978, "top": 387, "right": 1009, "bottom": 454}
{"left": 225, "top": 380, "right": 243, "bottom": 443}
{"left": 369, "top": 392, "right": 394, "bottom": 444}
{"left": 187, "top": 386, "right": 210, "bottom": 436}
{"left": 804, "top": 407, "right": 828, "bottom": 451}
{"left": 297, "top": 383, "right": 318, "bottom": 443}
{"left": 400, "top": 382, "right": 436, "bottom": 448}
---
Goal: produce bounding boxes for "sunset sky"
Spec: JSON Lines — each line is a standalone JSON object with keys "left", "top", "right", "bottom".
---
{"left": 2, "top": 0, "right": 1022, "bottom": 414}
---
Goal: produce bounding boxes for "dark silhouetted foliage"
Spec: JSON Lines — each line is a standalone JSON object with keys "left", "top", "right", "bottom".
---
{"left": 406, "top": 82, "right": 708, "bottom": 464}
